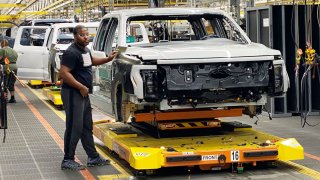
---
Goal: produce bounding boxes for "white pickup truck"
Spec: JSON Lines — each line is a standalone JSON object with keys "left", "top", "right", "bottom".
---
{"left": 13, "top": 22, "right": 99, "bottom": 82}
{"left": 96, "top": 22, "right": 150, "bottom": 90}
{"left": 91, "top": 8, "right": 290, "bottom": 122}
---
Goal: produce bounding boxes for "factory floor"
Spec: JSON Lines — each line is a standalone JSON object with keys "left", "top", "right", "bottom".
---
{"left": 0, "top": 83, "right": 319, "bottom": 180}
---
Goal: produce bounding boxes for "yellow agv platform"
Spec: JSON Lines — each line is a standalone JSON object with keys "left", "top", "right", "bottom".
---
{"left": 93, "top": 120, "right": 304, "bottom": 172}
{"left": 42, "top": 86, "right": 63, "bottom": 106}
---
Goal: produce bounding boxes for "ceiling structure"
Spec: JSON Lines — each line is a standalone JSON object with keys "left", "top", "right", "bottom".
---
{"left": 0, "top": 0, "right": 190, "bottom": 26}
{"left": 1, "top": 0, "right": 316, "bottom": 30}
{"left": 0, "top": 0, "right": 245, "bottom": 31}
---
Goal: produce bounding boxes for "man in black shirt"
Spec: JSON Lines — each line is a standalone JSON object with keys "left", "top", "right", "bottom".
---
{"left": 60, "top": 25, "right": 117, "bottom": 171}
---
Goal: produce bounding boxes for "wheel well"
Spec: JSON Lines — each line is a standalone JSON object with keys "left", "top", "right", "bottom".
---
{"left": 115, "top": 83, "right": 122, "bottom": 100}
{"left": 114, "top": 83, "right": 122, "bottom": 121}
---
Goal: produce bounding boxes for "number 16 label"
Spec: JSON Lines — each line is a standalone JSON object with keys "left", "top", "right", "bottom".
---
{"left": 231, "top": 150, "right": 240, "bottom": 162}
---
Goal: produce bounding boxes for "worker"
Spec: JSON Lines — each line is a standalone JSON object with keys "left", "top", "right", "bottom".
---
{"left": 0, "top": 39, "right": 18, "bottom": 103}
{"left": 59, "top": 25, "right": 117, "bottom": 171}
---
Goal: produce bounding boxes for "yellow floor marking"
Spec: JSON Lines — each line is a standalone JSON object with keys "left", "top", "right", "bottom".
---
{"left": 25, "top": 84, "right": 131, "bottom": 177}
{"left": 98, "top": 174, "right": 130, "bottom": 180}
{"left": 24, "top": 83, "right": 320, "bottom": 179}
{"left": 279, "top": 160, "right": 320, "bottom": 180}
{"left": 25, "top": 84, "right": 65, "bottom": 119}
{"left": 95, "top": 145, "right": 131, "bottom": 176}
{"left": 16, "top": 86, "right": 95, "bottom": 180}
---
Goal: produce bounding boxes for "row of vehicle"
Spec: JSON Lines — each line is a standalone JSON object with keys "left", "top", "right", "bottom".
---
{"left": 14, "top": 22, "right": 99, "bottom": 83}
{"left": 13, "top": 8, "right": 290, "bottom": 122}
{"left": 7, "top": 19, "right": 74, "bottom": 39}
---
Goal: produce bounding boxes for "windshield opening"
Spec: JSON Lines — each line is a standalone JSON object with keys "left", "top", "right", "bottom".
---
{"left": 126, "top": 14, "right": 247, "bottom": 45}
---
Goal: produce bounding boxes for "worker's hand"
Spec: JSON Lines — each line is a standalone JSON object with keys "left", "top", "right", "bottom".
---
{"left": 79, "top": 85, "right": 89, "bottom": 97}
{"left": 108, "top": 51, "right": 118, "bottom": 60}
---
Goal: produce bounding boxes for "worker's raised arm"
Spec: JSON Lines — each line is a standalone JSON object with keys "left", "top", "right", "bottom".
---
{"left": 91, "top": 51, "right": 118, "bottom": 66}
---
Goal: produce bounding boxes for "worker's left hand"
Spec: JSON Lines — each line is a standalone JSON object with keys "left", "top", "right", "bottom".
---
{"left": 79, "top": 85, "right": 89, "bottom": 98}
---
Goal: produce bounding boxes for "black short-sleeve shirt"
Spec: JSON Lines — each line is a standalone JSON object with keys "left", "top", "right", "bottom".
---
{"left": 61, "top": 43, "right": 93, "bottom": 93}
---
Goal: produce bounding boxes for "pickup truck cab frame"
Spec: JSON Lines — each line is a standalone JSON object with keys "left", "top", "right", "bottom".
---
{"left": 91, "top": 8, "right": 289, "bottom": 122}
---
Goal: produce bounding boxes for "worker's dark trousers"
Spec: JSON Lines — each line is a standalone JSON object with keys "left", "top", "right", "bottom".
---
{"left": 61, "top": 88, "right": 99, "bottom": 160}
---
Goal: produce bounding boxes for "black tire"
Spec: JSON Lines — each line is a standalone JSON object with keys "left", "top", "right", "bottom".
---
{"left": 114, "top": 84, "right": 129, "bottom": 122}
{"left": 49, "top": 49, "right": 57, "bottom": 83}
{"left": 50, "top": 66, "right": 55, "bottom": 83}
{"left": 115, "top": 85, "right": 123, "bottom": 121}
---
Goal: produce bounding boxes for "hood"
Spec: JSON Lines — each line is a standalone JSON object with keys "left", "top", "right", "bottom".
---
{"left": 125, "top": 38, "right": 281, "bottom": 63}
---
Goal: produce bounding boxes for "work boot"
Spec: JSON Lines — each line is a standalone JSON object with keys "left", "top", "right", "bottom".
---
{"left": 61, "top": 160, "right": 85, "bottom": 171}
{"left": 87, "top": 156, "right": 110, "bottom": 167}
{"left": 8, "top": 98, "right": 16, "bottom": 103}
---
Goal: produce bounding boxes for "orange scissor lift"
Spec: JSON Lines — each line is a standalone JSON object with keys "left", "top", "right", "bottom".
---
{"left": 93, "top": 108, "right": 304, "bottom": 175}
